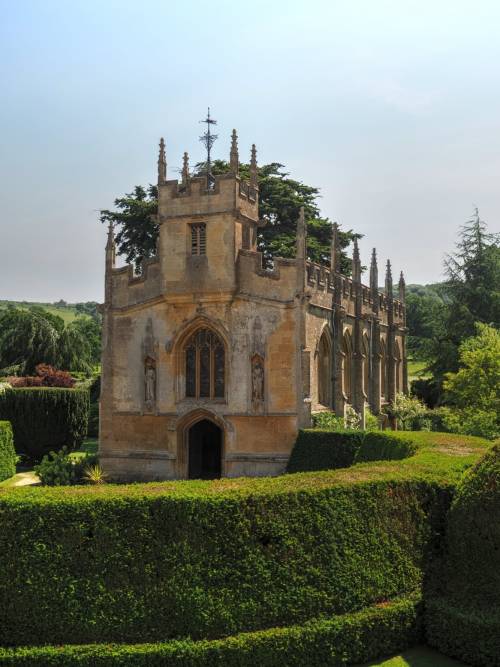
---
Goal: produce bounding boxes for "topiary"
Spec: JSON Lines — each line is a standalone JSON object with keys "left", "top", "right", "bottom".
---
{"left": 426, "top": 442, "right": 500, "bottom": 665}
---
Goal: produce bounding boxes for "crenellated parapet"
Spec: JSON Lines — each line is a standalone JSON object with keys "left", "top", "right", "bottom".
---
{"left": 109, "top": 256, "right": 162, "bottom": 309}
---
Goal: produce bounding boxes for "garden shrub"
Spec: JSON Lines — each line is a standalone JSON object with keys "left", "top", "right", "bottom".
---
{"left": 355, "top": 432, "right": 417, "bottom": 463}
{"left": 0, "top": 594, "right": 422, "bottom": 666}
{"left": 288, "top": 430, "right": 418, "bottom": 473}
{"left": 34, "top": 446, "right": 95, "bottom": 486}
{"left": 286, "top": 429, "right": 364, "bottom": 472}
{"left": 0, "top": 421, "right": 16, "bottom": 482}
{"left": 426, "top": 443, "right": 500, "bottom": 666}
{"left": 0, "top": 387, "right": 89, "bottom": 461}
{"left": 0, "top": 473, "right": 446, "bottom": 647}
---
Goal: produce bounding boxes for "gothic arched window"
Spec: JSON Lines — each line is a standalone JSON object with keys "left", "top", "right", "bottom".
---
{"left": 342, "top": 331, "right": 353, "bottom": 403}
{"left": 395, "top": 341, "right": 402, "bottom": 394}
{"left": 380, "top": 339, "right": 388, "bottom": 400}
{"left": 185, "top": 329, "right": 225, "bottom": 399}
{"left": 362, "top": 334, "right": 370, "bottom": 400}
{"left": 317, "top": 331, "right": 332, "bottom": 407}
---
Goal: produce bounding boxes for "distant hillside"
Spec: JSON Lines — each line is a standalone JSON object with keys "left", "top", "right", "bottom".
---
{"left": 0, "top": 300, "right": 99, "bottom": 324}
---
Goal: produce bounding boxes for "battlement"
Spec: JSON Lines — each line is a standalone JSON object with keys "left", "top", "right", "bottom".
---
{"left": 158, "top": 173, "right": 259, "bottom": 223}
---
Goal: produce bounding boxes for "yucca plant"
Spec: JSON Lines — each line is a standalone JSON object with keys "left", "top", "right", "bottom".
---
{"left": 82, "top": 463, "right": 108, "bottom": 485}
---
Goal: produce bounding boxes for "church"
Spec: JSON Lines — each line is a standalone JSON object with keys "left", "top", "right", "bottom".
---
{"left": 99, "top": 128, "right": 408, "bottom": 481}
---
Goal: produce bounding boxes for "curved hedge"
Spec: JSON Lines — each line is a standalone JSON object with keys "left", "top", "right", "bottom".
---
{"left": 0, "top": 421, "right": 16, "bottom": 482}
{"left": 426, "top": 443, "right": 500, "bottom": 666}
{"left": 287, "top": 430, "right": 418, "bottom": 473}
{"left": 0, "top": 388, "right": 89, "bottom": 460}
{"left": 0, "top": 594, "right": 422, "bottom": 666}
{"left": 0, "top": 432, "right": 488, "bottom": 651}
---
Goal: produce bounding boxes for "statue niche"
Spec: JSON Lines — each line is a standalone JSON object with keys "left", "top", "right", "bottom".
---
{"left": 251, "top": 354, "right": 265, "bottom": 413}
{"left": 144, "top": 356, "right": 156, "bottom": 409}
{"left": 142, "top": 317, "right": 158, "bottom": 414}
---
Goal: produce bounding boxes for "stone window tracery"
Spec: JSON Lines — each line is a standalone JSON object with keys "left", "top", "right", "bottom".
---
{"left": 380, "top": 339, "right": 388, "bottom": 400}
{"left": 317, "top": 331, "right": 331, "bottom": 407}
{"left": 190, "top": 223, "right": 206, "bottom": 256}
{"left": 342, "top": 331, "right": 353, "bottom": 403}
{"left": 185, "top": 328, "right": 224, "bottom": 399}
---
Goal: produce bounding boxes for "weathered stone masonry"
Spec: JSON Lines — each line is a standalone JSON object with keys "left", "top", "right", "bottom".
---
{"left": 99, "top": 131, "right": 408, "bottom": 481}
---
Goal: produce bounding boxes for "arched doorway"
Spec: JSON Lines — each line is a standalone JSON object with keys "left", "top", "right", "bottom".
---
{"left": 188, "top": 419, "right": 222, "bottom": 479}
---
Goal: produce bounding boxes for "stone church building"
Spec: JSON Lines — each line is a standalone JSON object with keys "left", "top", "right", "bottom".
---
{"left": 99, "top": 131, "right": 408, "bottom": 481}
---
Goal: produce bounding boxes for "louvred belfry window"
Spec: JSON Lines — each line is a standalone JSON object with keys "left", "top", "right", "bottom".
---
{"left": 191, "top": 223, "right": 206, "bottom": 256}
{"left": 185, "top": 329, "right": 225, "bottom": 399}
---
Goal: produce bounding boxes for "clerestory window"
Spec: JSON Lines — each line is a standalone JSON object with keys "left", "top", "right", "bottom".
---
{"left": 191, "top": 223, "right": 206, "bottom": 256}
{"left": 185, "top": 328, "right": 225, "bottom": 399}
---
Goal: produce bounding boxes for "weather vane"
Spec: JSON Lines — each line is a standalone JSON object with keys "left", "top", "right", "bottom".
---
{"left": 199, "top": 107, "right": 218, "bottom": 189}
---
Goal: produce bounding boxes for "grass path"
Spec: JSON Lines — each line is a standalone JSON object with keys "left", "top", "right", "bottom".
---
{"left": 358, "top": 645, "right": 468, "bottom": 666}
{"left": 0, "top": 471, "right": 39, "bottom": 487}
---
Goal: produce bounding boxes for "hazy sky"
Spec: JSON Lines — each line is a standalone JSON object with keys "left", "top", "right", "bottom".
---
{"left": 1, "top": 0, "right": 499, "bottom": 302}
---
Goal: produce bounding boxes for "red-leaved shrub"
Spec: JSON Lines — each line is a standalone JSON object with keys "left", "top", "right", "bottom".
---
{"left": 7, "top": 365, "right": 75, "bottom": 388}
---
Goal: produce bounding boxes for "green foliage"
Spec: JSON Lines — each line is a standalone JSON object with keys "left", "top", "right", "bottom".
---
{"left": 312, "top": 406, "right": 379, "bottom": 431}
{"left": 287, "top": 429, "right": 364, "bottom": 472}
{"left": 0, "top": 467, "right": 450, "bottom": 646}
{"left": 355, "top": 432, "right": 417, "bottom": 463}
{"left": 82, "top": 463, "right": 107, "bottom": 485}
{"left": 426, "top": 444, "right": 500, "bottom": 665}
{"left": 442, "top": 323, "right": 500, "bottom": 439}
{"left": 429, "top": 210, "right": 500, "bottom": 385}
{"left": 34, "top": 446, "right": 91, "bottom": 486}
{"left": 102, "top": 163, "right": 359, "bottom": 275}
{"left": 87, "top": 401, "right": 99, "bottom": 438}
{"left": 100, "top": 184, "right": 159, "bottom": 273}
{"left": 0, "top": 421, "right": 16, "bottom": 482}
{"left": 0, "top": 595, "right": 422, "bottom": 666}
{"left": 386, "top": 393, "right": 426, "bottom": 430}
{"left": 0, "top": 388, "right": 89, "bottom": 461}
{"left": 0, "top": 307, "right": 99, "bottom": 376}
{"left": 365, "top": 408, "right": 380, "bottom": 430}
{"left": 312, "top": 411, "right": 345, "bottom": 430}
{"left": 288, "top": 430, "right": 418, "bottom": 473}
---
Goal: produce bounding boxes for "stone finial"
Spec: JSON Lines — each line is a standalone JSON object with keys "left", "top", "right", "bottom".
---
{"left": 230, "top": 129, "right": 239, "bottom": 174}
{"left": 330, "top": 222, "right": 341, "bottom": 275}
{"left": 182, "top": 151, "right": 190, "bottom": 187}
{"left": 105, "top": 220, "right": 115, "bottom": 268}
{"left": 158, "top": 137, "right": 167, "bottom": 186}
{"left": 352, "top": 238, "right": 361, "bottom": 283}
{"left": 250, "top": 144, "right": 258, "bottom": 188}
{"left": 385, "top": 259, "right": 393, "bottom": 298}
{"left": 370, "top": 248, "right": 378, "bottom": 292}
{"left": 398, "top": 271, "right": 406, "bottom": 303}
{"left": 296, "top": 206, "right": 306, "bottom": 259}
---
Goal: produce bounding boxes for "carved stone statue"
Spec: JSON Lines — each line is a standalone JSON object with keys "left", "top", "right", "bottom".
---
{"left": 144, "top": 357, "right": 156, "bottom": 405}
{"left": 251, "top": 356, "right": 264, "bottom": 403}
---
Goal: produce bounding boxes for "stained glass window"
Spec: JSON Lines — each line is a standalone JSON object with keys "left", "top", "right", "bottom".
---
{"left": 184, "top": 328, "right": 225, "bottom": 399}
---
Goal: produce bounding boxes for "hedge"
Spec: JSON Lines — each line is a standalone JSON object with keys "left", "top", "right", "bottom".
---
{"left": 0, "top": 594, "right": 422, "bottom": 666}
{"left": 287, "top": 430, "right": 417, "bottom": 473}
{"left": 0, "top": 388, "right": 89, "bottom": 460}
{"left": 0, "top": 478, "right": 448, "bottom": 646}
{"left": 425, "top": 443, "right": 500, "bottom": 666}
{"left": 0, "top": 421, "right": 16, "bottom": 482}
{"left": 286, "top": 430, "right": 364, "bottom": 472}
{"left": 0, "top": 432, "right": 490, "bottom": 658}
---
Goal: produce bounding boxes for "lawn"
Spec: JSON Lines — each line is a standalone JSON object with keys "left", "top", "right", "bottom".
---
{"left": 0, "top": 300, "right": 80, "bottom": 324}
{"left": 358, "top": 645, "right": 468, "bottom": 666}
{"left": 407, "top": 358, "right": 430, "bottom": 381}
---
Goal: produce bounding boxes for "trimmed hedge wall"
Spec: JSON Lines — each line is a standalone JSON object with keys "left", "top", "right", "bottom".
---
{"left": 0, "top": 421, "right": 16, "bottom": 482}
{"left": 425, "top": 443, "right": 500, "bottom": 666}
{"left": 0, "top": 478, "right": 447, "bottom": 647}
{"left": 0, "top": 388, "right": 89, "bottom": 460}
{"left": 0, "top": 595, "right": 422, "bottom": 666}
{"left": 287, "top": 430, "right": 417, "bottom": 473}
{"left": 286, "top": 430, "right": 364, "bottom": 472}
